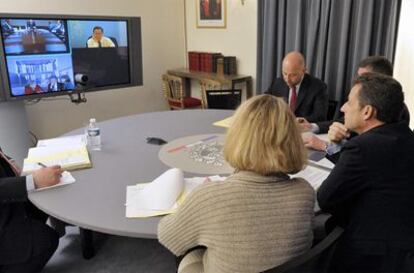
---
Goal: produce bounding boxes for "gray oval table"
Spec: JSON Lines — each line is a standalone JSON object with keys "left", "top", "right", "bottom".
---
{"left": 28, "top": 109, "right": 232, "bottom": 258}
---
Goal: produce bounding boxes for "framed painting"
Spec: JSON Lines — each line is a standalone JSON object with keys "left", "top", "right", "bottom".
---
{"left": 196, "top": 0, "right": 226, "bottom": 28}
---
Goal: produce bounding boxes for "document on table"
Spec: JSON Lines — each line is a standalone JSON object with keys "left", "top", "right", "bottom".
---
{"left": 290, "top": 165, "right": 330, "bottom": 190}
{"left": 309, "top": 157, "right": 335, "bottom": 171}
{"left": 125, "top": 168, "right": 226, "bottom": 218}
{"left": 22, "top": 144, "right": 91, "bottom": 175}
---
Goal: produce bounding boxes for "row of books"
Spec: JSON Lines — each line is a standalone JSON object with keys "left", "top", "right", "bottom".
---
{"left": 188, "top": 51, "right": 237, "bottom": 75}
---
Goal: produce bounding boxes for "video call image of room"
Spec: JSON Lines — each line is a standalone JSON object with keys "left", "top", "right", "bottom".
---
{"left": 6, "top": 54, "right": 75, "bottom": 96}
{"left": 68, "top": 20, "right": 130, "bottom": 87}
{"left": 1, "top": 19, "right": 69, "bottom": 55}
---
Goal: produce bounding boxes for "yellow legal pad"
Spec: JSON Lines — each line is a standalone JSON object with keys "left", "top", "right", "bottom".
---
{"left": 22, "top": 144, "right": 92, "bottom": 175}
{"left": 212, "top": 116, "right": 233, "bottom": 128}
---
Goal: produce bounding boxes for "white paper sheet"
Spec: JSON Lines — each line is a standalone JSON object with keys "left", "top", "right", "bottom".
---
{"left": 37, "top": 134, "right": 87, "bottom": 147}
{"left": 309, "top": 157, "right": 335, "bottom": 170}
{"left": 131, "top": 168, "right": 184, "bottom": 211}
{"left": 125, "top": 170, "right": 226, "bottom": 218}
{"left": 291, "top": 165, "right": 330, "bottom": 190}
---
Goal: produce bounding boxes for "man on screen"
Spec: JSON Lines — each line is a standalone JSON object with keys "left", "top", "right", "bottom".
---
{"left": 26, "top": 19, "right": 36, "bottom": 31}
{"left": 47, "top": 76, "right": 63, "bottom": 92}
{"left": 1, "top": 19, "right": 14, "bottom": 35}
{"left": 86, "top": 26, "right": 115, "bottom": 48}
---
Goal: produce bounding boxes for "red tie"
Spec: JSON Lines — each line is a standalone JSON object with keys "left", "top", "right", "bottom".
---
{"left": 0, "top": 150, "right": 21, "bottom": 176}
{"left": 290, "top": 86, "right": 297, "bottom": 112}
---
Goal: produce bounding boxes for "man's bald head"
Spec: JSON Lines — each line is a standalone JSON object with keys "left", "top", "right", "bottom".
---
{"left": 282, "top": 51, "right": 306, "bottom": 87}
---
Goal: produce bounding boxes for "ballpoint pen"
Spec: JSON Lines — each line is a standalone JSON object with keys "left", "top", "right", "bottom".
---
{"left": 37, "top": 162, "right": 48, "bottom": 168}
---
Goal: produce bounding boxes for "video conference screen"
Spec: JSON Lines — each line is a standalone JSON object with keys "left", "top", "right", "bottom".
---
{"left": 0, "top": 18, "right": 130, "bottom": 97}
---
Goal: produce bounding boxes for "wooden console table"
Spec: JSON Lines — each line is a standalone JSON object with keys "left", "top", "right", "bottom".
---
{"left": 167, "top": 68, "right": 253, "bottom": 99}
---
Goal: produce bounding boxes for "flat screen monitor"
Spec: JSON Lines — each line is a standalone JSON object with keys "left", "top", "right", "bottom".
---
{"left": 0, "top": 15, "right": 142, "bottom": 100}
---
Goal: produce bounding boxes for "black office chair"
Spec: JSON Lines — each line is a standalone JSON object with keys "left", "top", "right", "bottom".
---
{"left": 205, "top": 89, "right": 242, "bottom": 110}
{"left": 261, "top": 226, "right": 344, "bottom": 273}
{"left": 176, "top": 225, "right": 344, "bottom": 273}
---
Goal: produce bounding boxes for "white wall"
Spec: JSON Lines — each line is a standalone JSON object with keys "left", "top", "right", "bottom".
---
{"left": 1, "top": 0, "right": 187, "bottom": 138}
{"left": 394, "top": 0, "right": 414, "bottom": 129}
{"left": 184, "top": 0, "right": 257, "bottom": 98}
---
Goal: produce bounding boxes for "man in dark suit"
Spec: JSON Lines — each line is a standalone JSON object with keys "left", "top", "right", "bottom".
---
{"left": 317, "top": 73, "right": 414, "bottom": 273}
{"left": 266, "top": 51, "right": 328, "bottom": 122}
{"left": 301, "top": 56, "right": 410, "bottom": 154}
{"left": 47, "top": 76, "right": 64, "bottom": 92}
{"left": 26, "top": 19, "right": 36, "bottom": 31}
{"left": 0, "top": 150, "right": 63, "bottom": 272}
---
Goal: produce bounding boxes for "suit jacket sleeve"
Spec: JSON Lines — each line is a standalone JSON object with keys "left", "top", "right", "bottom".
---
{"left": 316, "top": 120, "right": 333, "bottom": 134}
{"left": 317, "top": 140, "right": 369, "bottom": 214}
{"left": 0, "top": 176, "right": 28, "bottom": 203}
{"left": 305, "top": 82, "right": 328, "bottom": 122}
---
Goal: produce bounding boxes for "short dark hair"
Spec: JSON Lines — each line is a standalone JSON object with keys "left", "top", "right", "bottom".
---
{"left": 353, "top": 73, "right": 403, "bottom": 123}
{"left": 93, "top": 26, "right": 103, "bottom": 33}
{"left": 358, "top": 56, "right": 393, "bottom": 76}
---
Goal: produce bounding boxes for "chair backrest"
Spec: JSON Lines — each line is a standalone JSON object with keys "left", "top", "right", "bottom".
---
{"left": 206, "top": 89, "right": 241, "bottom": 110}
{"left": 262, "top": 226, "right": 344, "bottom": 273}
{"left": 199, "top": 78, "right": 222, "bottom": 108}
{"left": 162, "top": 74, "right": 185, "bottom": 109}
{"left": 108, "top": 36, "right": 118, "bottom": 47}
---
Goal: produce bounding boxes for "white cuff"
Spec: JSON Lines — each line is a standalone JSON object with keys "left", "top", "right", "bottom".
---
{"left": 26, "top": 174, "right": 36, "bottom": 192}
{"left": 310, "top": 123, "right": 320, "bottom": 134}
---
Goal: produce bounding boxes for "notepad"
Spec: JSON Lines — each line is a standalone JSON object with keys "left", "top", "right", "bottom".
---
{"left": 213, "top": 117, "right": 233, "bottom": 128}
{"left": 22, "top": 144, "right": 92, "bottom": 175}
{"left": 125, "top": 168, "right": 226, "bottom": 218}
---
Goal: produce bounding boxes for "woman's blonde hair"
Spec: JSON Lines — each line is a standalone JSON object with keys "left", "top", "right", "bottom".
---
{"left": 224, "top": 94, "right": 307, "bottom": 175}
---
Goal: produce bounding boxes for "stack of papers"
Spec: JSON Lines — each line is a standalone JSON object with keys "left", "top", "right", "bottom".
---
{"left": 126, "top": 168, "right": 226, "bottom": 218}
{"left": 22, "top": 134, "right": 91, "bottom": 175}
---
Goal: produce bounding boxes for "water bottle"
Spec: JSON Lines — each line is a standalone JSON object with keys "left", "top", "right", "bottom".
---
{"left": 87, "top": 118, "right": 101, "bottom": 150}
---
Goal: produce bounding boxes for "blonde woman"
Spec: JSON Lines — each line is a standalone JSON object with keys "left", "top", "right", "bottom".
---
{"left": 158, "top": 95, "right": 315, "bottom": 273}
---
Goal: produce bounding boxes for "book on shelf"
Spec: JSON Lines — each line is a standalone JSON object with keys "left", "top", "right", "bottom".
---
{"left": 187, "top": 51, "right": 228, "bottom": 74}
{"left": 224, "top": 56, "right": 237, "bottom": 75}
{"left": 188, "top": 51, "right": 201, "bottom": 71}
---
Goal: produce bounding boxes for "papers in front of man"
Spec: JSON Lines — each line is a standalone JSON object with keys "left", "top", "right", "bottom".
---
{"left": 290, "top": 164, "right": 330, "bottom": 190}
{"left": 126, "top": 168, "right": 226, "bottom": 218}
{"left": 213, "top": 117, "right": 233, "bottom": 128}
{"left": 22, "top": 134, "right": 91, "bottom": 175}
{"left": 308, "top": 157, "right": 335, "bottom": 171}
{"left": 34, "top": 171, "right": 76, "bottom": 192}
